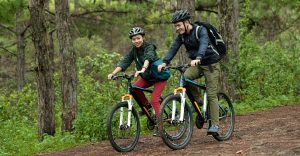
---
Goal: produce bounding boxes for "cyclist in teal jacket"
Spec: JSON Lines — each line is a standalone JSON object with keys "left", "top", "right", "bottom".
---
{"left": 108, "top": 27, "right": 168, "bottom": 131}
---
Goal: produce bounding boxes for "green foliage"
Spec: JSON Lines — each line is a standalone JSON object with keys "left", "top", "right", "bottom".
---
{"left": 74, "top": 74, "right": 116, "bottom": 141}
{"left": 0, "top": 0, "right": 300, "bottom": 155}
{"left": 0, "top": 84, "right": 37, "bottom": 122}
{"left": 0, "top": 119, "right": 78, "bottom": 156}
{"left": 0, "top": 0, "right": 26, "bottom": 23}
{"left": 238, "top": 31, "right": 299, "bottom": 102}
{"left": 76, "top": 37, "right": 121, "bottom": 80}
{"left": 234, "top": 95, "right": 299, "bottom": 115}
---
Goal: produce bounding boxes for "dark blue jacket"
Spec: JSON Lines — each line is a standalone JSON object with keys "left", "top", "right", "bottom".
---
{"left": 163, "top": 24, "right": 220, "bottom": 65}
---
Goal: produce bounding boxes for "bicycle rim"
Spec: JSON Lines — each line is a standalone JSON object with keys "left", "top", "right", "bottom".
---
{"left": 107, "top": 102, "right": 140, "bottom": 152}
{"left": 213, "top": 92, "right": 235, "bottom": 141}
{"left": 157, "top": 94, "right": 193, "bottom": 150}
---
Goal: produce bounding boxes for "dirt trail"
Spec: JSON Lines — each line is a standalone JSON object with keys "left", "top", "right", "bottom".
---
{"left": 37, "top": 105, "right": 300, "bottom": 156}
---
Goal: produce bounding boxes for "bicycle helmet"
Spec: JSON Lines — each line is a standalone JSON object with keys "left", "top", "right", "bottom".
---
{"left": 128, "top": 27, "right": 145, "bottom": 39}
{"left": 171, "top": 10, "right": 191, "bottom": 23}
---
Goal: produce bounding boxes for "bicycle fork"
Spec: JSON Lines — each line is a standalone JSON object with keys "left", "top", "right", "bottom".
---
{"left": 172, "top": 87, "right": 186, "bottom": 122}
{"left": 202, "top": 91, "right": 208, "bottom": 120}
{"left": 120, "top": 94, "right": 133, "bottom": 128}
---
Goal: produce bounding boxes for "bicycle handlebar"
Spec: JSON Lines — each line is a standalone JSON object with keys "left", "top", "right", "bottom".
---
{"left": 111, "top": 73, "right": 134, "bottom": 81}
{"left": 163, "top": 63, "right": 191, "bottom": 72}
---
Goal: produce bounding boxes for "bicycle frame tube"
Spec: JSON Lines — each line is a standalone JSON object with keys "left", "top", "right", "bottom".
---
{"left": 130, "top": 85, "right": 155, "bottom": 123}
{"left": 132, "top": 86, "right": 152, "bottom": 93}
{"left": 114, "top": 74, "right": 156, "bottom": 128}
{"left": 169, "top": 65, "right": 210, "bottom": 124}
{"left": 185, "top": 78, "right": 207, "bottom": 119}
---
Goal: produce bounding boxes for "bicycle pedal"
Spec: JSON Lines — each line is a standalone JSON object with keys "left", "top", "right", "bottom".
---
{"left": 207, "top": 132, "right": 219, "bottom": 136}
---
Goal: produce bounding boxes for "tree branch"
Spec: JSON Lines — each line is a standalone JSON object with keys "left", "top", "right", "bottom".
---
{"left": 21, "top": 22, "right": 31, "bottom": 35}
{"left": 0, "top": 46, "right": 16, "bottom": 56}
{"left": 71, "top": 8, "right": 130, "bottom": 17}
{"left": 45, "top": 9, "right": 55, "bottom": 16}
{"left": 0, "top": 24, "right": 16, "bottom": 34}
{"left": 195, "top": 2, "right": 218, "bottom": 10}
{"left": 195, "top": 2, "right": 219, "bottom": 14}
{"left": 197, "top": 8, "right": 218, "bottom": 14}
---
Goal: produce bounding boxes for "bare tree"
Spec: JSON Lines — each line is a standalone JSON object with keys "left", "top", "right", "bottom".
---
{"left": 55, "top": 0, "right": 78, "bottom": 132}
{"left": 219, "top": 0, "right": 240, "bottom": 101}
{"left": 74, "top": 0, "right": 80, "bottom": 13}
{"left": 28, "top": 0, "right": 55, "bottom": 139}
{"left": 106, "top": 0, "right": 111, "bottom": 5}
{"left": 16, "top": 7, "right": 25, "bottom": 90}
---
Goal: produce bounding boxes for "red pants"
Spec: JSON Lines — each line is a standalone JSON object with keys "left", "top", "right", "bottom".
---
{"left": 133, "top": 78, "right": 167, "bottom": 118}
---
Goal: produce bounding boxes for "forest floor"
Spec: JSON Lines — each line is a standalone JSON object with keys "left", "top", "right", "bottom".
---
{"left": 36, "top": 104, "right": 300, "bottom": 156}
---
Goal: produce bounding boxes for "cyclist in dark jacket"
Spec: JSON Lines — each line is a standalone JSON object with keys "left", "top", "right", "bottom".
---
{"left": 158, "top": 10, "right": 221, "bottom": 134}
{"left": 108, "top": 27, "right": 168, "bottom": 123}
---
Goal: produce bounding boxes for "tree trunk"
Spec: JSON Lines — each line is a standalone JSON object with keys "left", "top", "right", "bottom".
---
{"left": 16, "top": 8, "right": 25, "bottom": 90}
{"left": 176, "top": 0, "right": 195, "bottom": 64}
{"left": 218, "top": 0, "right": 240, "bottom": 101}
{"left": 74, "top": 0, "right": 79, "bottom": 13}
{"left": 106, "top": 0, "right": 111, "bottom": 5}
{"left": 55, "top": 0, "right": 77, "bottom": 132}
{"left": 177, "top": 0, "right": 195, "bottom": 18}
{"left": 28, "top": 0, "right": 55, "bottom": 139}
{"left": 158, "top": 0, "right": 165, "bottom": 49}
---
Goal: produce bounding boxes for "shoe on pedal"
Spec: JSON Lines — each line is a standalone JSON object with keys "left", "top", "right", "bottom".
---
{"left": 153, "top": 126, "right": 160, "bottom": 137}
{"left": 207, "top": 125, "right": 219, "bottom": 135}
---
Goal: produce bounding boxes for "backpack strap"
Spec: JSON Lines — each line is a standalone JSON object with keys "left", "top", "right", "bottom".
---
{"left": 195, "top": 25, "right": 200, "bottom": 40}
{"left": 182, "top": 25, "right": 201, "bottom": 42}
{"left": 195, "top": 25, "right": 203, "bottom": 41}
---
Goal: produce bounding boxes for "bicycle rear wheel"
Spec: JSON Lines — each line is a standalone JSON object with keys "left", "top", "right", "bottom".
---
{"left": 157, "top": 94, "right": 193, "bottom": 150}
{"left": 107, "top": 102, "right": 140, "bottom": 152}
{"left": 213, "top": 92, "right": 235, "bottom": 141}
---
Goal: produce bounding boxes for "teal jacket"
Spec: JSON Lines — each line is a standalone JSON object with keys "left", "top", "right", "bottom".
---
{"left": 117, "top": 42, "right": 158, "bottom": 82}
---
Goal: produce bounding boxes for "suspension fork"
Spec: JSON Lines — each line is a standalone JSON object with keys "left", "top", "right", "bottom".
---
{"left": 202, "top": 91, "right": 208, "bottom": 120}
{"left": 120, "top": 94, "right": 133, "bottom": 128}
{"left": 172, "top": 87, "right": 186, "bottom": 122}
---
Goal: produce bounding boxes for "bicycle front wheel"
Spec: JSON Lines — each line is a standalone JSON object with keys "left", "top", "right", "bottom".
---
{"left": 107, "top": 102, "right": 140, "bottom": 152}
{"left": 157, "top": 94, "right": 193, "bottom": 150}
{"left": 213, "top": 92, "right": 235, "bottom": 141}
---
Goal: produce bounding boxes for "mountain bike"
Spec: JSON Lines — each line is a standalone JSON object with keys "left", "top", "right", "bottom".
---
{"left": 107, "top": 73, "right": 163, "bottom": 152}
{"left": 157, "top": 64, "right": 235, "bottom": 150}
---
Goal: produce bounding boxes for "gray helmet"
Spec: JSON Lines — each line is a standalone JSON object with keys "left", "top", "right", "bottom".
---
{"left": 171, "top": 10, "right": 191, "bottom": 23}
{"left": 128, "top": 27, "right": 145, "bottom": 39}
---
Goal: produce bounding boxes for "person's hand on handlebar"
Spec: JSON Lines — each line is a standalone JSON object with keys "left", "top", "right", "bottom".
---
{"left": 135, "top": 66, "right": 147, "bottom": 77}
{"left": 108, "top": 67, "right": 122, "bottom": 80}
{"left": 190, "top": 59, "right": 201, "bottom": 67}
{"left": 134, "top": 70, "right": 144, "bottom": 77}
{"left": 158, "top": 63, "right": 166, "bottom": 72}
{"left": 107, "top": 73, "right": 115, "bottom": 80}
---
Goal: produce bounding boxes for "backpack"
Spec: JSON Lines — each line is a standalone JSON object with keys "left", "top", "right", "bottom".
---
{"left": 150, "top": 59, "right": 170, "bottom": 80}
{"left": 194, "top": 21, "right": 227, "bottom": 58}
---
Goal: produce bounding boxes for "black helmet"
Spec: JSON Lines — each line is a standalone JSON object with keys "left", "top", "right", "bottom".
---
{"left": 171, "top": 10, "right": 191, "bottom": 23}
{"left": 128, "top": 27, "right": 145, "bottom": 39}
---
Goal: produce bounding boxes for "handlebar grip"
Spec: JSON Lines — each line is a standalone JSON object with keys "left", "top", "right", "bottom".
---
{"left": 111, "top": 75, "right": 119, "bottom": 80}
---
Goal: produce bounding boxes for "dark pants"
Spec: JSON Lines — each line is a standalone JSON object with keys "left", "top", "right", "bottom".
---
{"left": 184, "top": 62, "right": 220, "bottom": 126}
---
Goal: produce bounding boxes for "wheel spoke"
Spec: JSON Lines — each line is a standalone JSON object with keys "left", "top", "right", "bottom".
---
{"left": 157, "top": 94, "right": 193, "bottom": 150}
{"left": 107, "top": 102, "right": 140, "bottom": 152}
